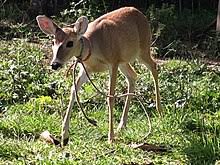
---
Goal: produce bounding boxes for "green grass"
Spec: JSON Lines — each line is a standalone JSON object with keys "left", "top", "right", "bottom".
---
{"left": 0, "top": 40, "right": 220, "bottom": 164}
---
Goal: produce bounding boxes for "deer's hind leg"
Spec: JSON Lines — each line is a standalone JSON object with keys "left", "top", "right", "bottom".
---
{"left": 139, "top": 49, "right": 162, "bottom": 116}
{"left": 117, "top": 63, "right": 137, "bottom": 131}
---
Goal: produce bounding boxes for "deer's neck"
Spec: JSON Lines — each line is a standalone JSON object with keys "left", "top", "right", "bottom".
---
{"left": 79, "top": 36, "right": 91, "bottom": 62}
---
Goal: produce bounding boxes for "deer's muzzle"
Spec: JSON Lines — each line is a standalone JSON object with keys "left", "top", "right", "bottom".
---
{"left": 51, "top": 62, "right": 62, "bottom": 70}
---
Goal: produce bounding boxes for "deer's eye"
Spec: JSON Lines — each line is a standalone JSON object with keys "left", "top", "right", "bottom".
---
{"left": 66, "top": 41, "right": 73, "bottom": 48}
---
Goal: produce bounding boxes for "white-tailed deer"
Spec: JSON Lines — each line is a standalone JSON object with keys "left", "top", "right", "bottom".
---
{"left": 36, "top": 7, "right": 162, "bottom": 146}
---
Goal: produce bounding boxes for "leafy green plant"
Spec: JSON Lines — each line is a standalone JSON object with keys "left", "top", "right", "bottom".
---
{"left": 0, "top": 41, "right": 47, "bottom": 103}
{"left": 60, "top": 0, "right": 108, "bottom": 23}
{"left": 147, "top": 4, "right": 216, "bottom": 58}
{"left": 0, "top": 2, "right": 220, "bottom": 164}
{"left": 0, "top": 39, "right": 220, "bottom": 164}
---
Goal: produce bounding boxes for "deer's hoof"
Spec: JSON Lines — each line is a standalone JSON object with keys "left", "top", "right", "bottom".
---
{"left": 117, "top": 122, "right": 126, "bottom": 132}
{"left": 63, "top": 138, "right": 69, "bottom": 146}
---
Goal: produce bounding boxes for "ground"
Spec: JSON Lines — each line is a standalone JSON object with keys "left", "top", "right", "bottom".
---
{"left": 0, "top": 40, "right": 220, "bottom": 164}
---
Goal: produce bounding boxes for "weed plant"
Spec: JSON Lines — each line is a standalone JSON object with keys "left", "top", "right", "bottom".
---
{"left": 0, "top": 2, "right": 219, "bottom": 164}
{"left": 0, "top": 40, "right": 220, "bottom": 164}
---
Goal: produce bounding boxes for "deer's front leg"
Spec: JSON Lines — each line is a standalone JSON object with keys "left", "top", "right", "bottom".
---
{"left": 107, "top": 65, "right": 118, "bottom": 143}
{"left": 61, "top": 67, "right": 89, "bottom": 146}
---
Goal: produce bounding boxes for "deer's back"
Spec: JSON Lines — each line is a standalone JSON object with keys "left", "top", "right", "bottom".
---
{"left": 83, "top": 7, "right": 151, "bottom": 72}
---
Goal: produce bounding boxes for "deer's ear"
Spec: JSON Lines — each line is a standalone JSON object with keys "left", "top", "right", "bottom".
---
{"left": 74, "top": 16, "right": 88, "bottom": 35}
{"left": 36, "top": 15, "right": 59, "bottom": 35}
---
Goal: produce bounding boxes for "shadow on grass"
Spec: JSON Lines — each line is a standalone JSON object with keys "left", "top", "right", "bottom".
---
{"left": 0, "top": 124, "right": 39, "bottom": 141}
{"left": 182, "top": 119, "right": 220, "bottom": 165}
{"left": 0, "top": 146, "right": 23, "bottom": 161}
{"left": 181, "top": 110, "right": 220, "bottom": 164}
{"left": 183, "top": 134, "right": 219, "bottom": 165}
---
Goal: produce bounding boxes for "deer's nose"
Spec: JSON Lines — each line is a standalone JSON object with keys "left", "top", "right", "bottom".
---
{"left": 51, "top": 62, "right": 62, "bottom": 70}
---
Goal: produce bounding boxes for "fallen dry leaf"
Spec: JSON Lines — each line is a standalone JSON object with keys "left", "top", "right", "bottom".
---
{"left": 123, "top": 160, "right": 154, "bottom": 165}
{"left": 130, "top": 143, "right": 167, "bottom": 152}
{"left": 40, "top": 130, "right": 60, "bottom": 145}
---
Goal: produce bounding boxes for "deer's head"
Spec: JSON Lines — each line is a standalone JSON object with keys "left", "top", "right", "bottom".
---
{"left": 36, "top": 16, "right": 88, "bottom": 70}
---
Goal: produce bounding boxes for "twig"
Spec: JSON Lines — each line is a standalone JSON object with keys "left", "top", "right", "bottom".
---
{"left": 94, "top": 149, "right": 115, "bottom": 159}
{"left": 75, "top": 0, "right": 84, "bottom": 7}
{"left": 68, "top": 58, "right": 152, "bottom": 140}
{"left": 151, "top": 35, "right": 159, "bottom": 46}
{"left": 0, "top": 0, "right": 7, "bottom": 8}
{"left": 73, "top": 60, "right": 97, "bottom": 126}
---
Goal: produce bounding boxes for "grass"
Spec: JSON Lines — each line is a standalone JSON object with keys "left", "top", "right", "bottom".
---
{"left": 0, "top": 40, "right": 220, "bottom": 164}
{"left": 0, "top": 2, "right": 219, "bottom": 164}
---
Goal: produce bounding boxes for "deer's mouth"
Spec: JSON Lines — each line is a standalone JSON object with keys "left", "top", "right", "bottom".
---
{"left": 51, "top": 62, "right": 62, "bottom": 70}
